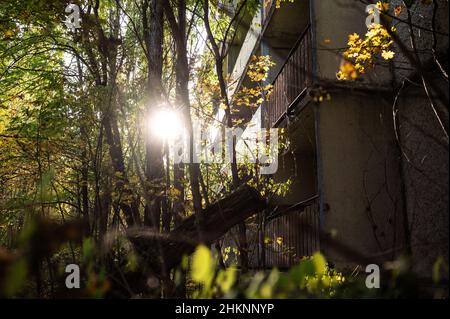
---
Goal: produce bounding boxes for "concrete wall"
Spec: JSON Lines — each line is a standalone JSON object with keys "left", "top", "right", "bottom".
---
{"left": 274, "top": 104, "right": 317, "bottom": 205}
{"left": 312, "top": 0, "right": 449, "bottom": 86}
{"left": 398, "top": 77, "right": 449, "bottom": 279}
{"left": 316, "top": 91, "right": 405, "bottom": 268}
{"left": 311, "top": 0, "right": 448, "bottom": 275}
{"left": 390, "top": 0, "right": 449, "bottom": 86}
{"left": 312, "top": 0, "right": 371, "bottom": 82}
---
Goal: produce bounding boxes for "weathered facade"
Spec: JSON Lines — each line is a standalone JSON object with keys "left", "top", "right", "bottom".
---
{"left": 221, "top": 0, "right": 448, "bottom": 280}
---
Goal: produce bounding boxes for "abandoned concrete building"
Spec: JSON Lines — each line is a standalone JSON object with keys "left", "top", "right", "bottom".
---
{"left": 218, "top": 0, "right": 449, "bottom": 281}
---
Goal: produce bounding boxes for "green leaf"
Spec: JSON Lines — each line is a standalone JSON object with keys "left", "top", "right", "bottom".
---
{"left": 181, "top": 254, "right": 189, "bottom": 270}
{"left": 245, "top": 271, "right": 266, "bottom": 298}
{"left": 82, "top": 237, "right": 95, "bottom": 263}
{"left": 126, "top": 251, "right": 138, "bottom": 272}
{"left": 191, "top": 245, "right": 213, "bottom": 285}
{"left": 312, "top": 252, "right": 327, "bottom": 275}
{"left": 296, "top": 259, "right": 315, "bottom": 287}
{"left": 260, "top": 268, "right": 280, "bottom": 298}
{"left": 216, "top": 267, "right": 237, "bottom": 293}
{"left": 432, "top": 256, "right": 447, "bottom": 284}
{"left": 3, "top": 258, "right": 28, "bottom": 297}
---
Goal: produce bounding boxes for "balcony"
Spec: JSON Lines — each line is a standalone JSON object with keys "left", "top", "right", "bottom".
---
{"left": 264, "top": 195, "right": 320, "bottom": 268}
{"left": 266, "top": 24, "right": 313, "bottom": 128}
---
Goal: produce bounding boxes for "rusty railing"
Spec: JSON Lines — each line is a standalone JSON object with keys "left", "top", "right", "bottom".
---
{"left": 267, "top": 24, "right": 312, "bottom": 128}
{"left": 264, "top": 195, "right": 320, "bottom": 268}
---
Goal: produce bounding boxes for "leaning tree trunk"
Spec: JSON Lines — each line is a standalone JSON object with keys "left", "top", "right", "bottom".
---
{"left": 128, "top": 185, "right": 265, "bottom": 273}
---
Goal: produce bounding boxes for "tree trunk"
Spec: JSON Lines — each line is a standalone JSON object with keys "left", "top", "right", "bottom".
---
{"left": 129, "top": 185, "right": 264, "bottom": 273}
{"left": 163, "top": 0, "right": 205, "bottom": 241}
{"left": 143, "top": 0, "right": 165, "bottom": 230}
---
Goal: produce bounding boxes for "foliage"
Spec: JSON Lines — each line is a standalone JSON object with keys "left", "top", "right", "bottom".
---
{"left": 187, "top": 245, "right": 446, "bottom": 299}
{"left": 234, "top": 55, "right": 274, "bottom": 110}
{"left": 268, "top": 0, "right": 295, "bottom": 9}
{"left": 188, "top": 244, "right": 345, "bottom": 299}
{"left": 337, "top": 0, "right": 436, "bottom": 80}
{"left": 0, "top": 0, "right": 447, "bottom": 300}
{"left": 337, "top": 2, "right": 395, "bottom": 80}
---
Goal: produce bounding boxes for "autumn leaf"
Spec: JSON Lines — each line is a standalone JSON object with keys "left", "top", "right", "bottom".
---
{"left": 191, "top": 245, "right": 214, "bottom": 286}
{"left": 3, "top": 30, "right": 14, "bottom": 39}
{"left": 394, "top": 5, "right": 403, "bottom": 17}
{"left": 276, "top": 237, "right": 283, "bottom": 245}
{"left": 381, "top": 50, "right": 395, "bottom": 60}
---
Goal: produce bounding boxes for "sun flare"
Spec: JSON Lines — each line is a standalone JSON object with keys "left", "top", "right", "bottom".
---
{"left": 148, "top": 108, "right": 183, "bottom": 141}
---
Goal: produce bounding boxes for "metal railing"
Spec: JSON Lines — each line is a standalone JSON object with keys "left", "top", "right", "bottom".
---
{"left": 264, "top": 195, "right": 320, "bottom": 268}
{"left": 267, "top": 24, "right": 312, "bottom": 127}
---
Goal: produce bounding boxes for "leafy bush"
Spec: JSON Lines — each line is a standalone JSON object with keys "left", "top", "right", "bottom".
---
{"left": 188, "top": 245, "right": 345, "bottom": 299}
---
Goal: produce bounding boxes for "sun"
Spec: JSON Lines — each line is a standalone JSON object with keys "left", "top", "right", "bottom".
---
{"left": 148, "top": 108, "right": 183, "bottom": 141}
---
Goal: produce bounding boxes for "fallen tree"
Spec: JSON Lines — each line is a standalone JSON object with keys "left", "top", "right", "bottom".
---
{"left": 128, "top": 184, "right": 265, "bottom": 272}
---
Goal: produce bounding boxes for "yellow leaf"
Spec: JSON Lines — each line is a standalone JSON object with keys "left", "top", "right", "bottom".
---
{"left": 191, "top": 245, "right": 214, "bottom": 285}
{"left": 381, "top": 50, "right": 395, "bottom": 60}
{"left": 312, "top": 252, "right": 326, "bottom": 275}
{"left": 3, "top": 30, "right": 14, "bottom": 39}
{"left": 276, "top": 237, "right": 283, "bottom": 245}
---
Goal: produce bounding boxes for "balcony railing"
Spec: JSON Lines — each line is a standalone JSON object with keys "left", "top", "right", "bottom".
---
{"left": 224, "top": 194, "right": 320, "bottom": 269}
{"left": 264, "top": 195, "right": 320, "bottom": 268}
{"left": 267, "top": 24, "right": 312, "bottom": 127}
